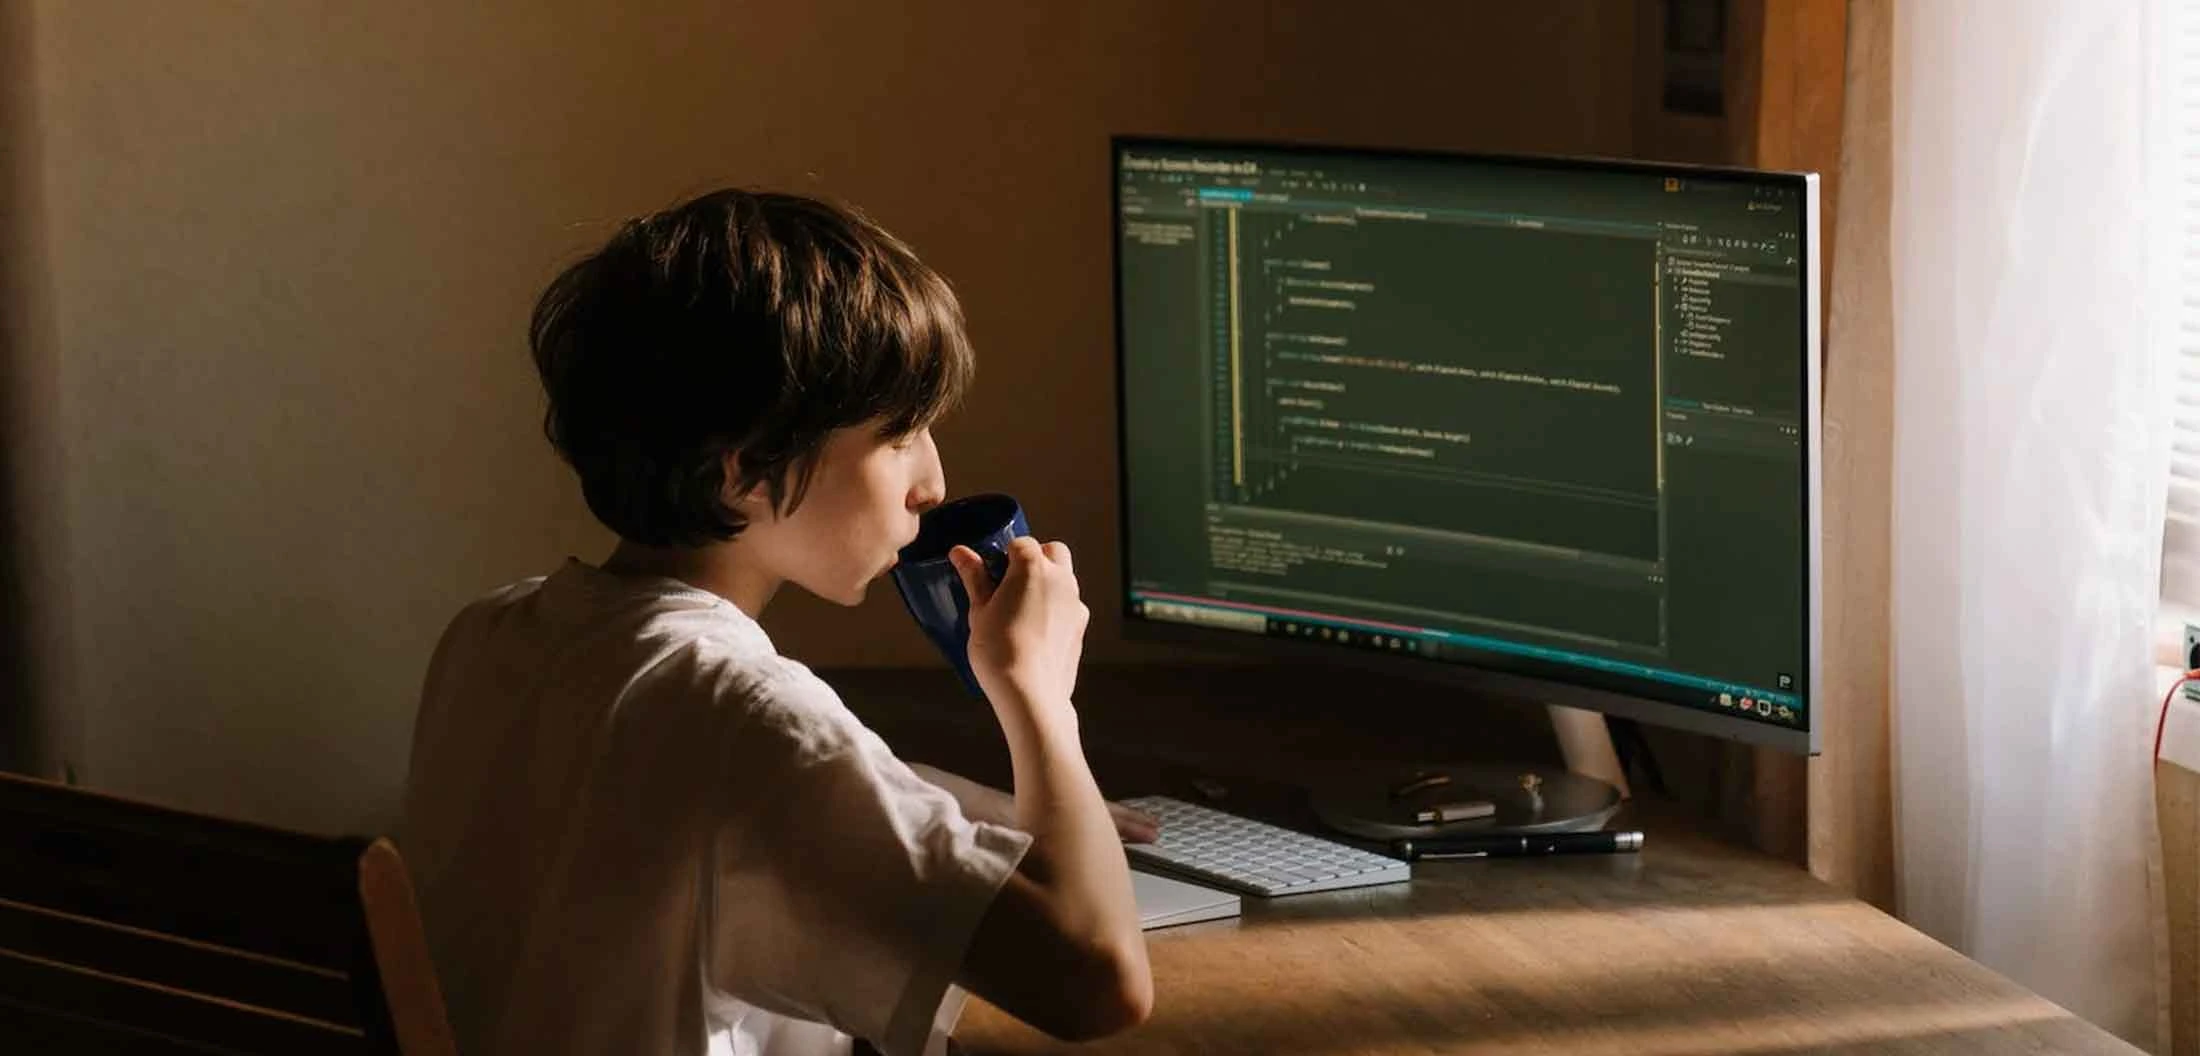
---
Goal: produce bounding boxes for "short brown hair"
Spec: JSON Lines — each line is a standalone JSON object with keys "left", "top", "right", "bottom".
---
{"left": 529, "top": 190, "right": 973, "bottom": 546}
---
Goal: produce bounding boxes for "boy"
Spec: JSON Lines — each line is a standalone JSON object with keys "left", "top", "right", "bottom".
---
{"left": 403, "top": 190, "right": 1154, "bottom": 1056}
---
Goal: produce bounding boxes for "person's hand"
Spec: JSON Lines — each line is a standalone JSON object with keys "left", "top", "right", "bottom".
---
{"left": 950, "top": 537, "right": 1088, "bottom": 709}
{"left": 1107, "top": 800, "right": 1161, "bottom": 843}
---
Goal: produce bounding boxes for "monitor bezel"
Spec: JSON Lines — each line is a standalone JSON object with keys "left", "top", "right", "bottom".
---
{"left": 1109, "top": 134, "right": 1822, "bottom": 755}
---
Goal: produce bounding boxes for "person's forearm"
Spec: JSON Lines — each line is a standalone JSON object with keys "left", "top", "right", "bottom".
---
{"left": 989, "top": 689, "right": 1144, "bottom": 950}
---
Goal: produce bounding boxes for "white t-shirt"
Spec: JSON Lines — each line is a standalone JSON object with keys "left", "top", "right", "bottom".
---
{"left": 402, "top": 559, "right": 1032, "bottom": 1056}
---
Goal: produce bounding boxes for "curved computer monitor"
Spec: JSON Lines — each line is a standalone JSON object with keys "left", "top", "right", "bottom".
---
{"left": 1113, "top": 136, "right": 1821, "bottom": 755}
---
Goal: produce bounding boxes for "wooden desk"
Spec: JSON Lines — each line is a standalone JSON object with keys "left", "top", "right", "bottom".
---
{"left": 828, "top": 665, "right": 2136, "bottom": 1055}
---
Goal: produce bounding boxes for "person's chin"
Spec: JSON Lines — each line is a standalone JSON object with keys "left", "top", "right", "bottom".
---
{"left": 832, "top": 578, "right": 874, "bottom": 607}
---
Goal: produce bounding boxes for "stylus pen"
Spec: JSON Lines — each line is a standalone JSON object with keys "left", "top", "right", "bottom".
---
{"left": 1392, "top": 830, "right": 1645, "bottom": 861}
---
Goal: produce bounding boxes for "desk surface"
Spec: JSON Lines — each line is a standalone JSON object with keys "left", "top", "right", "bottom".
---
{"left": 828, "top": 665, "right": 2136, "bottom": 1055}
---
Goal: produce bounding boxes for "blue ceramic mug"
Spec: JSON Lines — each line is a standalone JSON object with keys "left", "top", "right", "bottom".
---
{"left": 891, "top": 493, "right": 1029, "bottom": 697}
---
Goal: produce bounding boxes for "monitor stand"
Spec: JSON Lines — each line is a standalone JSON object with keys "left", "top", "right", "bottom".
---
{"left": 1307, "top": 704, "right": 1628, "bottom": 837}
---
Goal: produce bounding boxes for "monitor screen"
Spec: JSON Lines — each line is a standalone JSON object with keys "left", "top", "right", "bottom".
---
{"left": 1113, "top": 138, "right": 1819, "bottom": 752}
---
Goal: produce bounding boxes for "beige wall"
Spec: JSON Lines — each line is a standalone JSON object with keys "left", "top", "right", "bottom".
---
{"left": 7, "top": 1, "right": 1648, "bottom": 833}
{"left": 0, "top": 1, "right": 55, "bottom": 777}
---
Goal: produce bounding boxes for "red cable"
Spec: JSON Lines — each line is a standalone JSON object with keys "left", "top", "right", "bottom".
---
{"left": 2156, "top": 669, "right": 2200, "bottom": 762}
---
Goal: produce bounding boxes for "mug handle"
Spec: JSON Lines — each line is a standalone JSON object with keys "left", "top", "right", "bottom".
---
{"left": 977, "top": 543, "right": 1011, "bottom": 584}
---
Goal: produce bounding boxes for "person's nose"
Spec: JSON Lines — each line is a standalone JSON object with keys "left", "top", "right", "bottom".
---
{"left": 910, "top": 433, "right": 946, "bottom": 512}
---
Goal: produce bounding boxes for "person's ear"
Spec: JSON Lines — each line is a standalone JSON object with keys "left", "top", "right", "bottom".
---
{"left": 720, "top": 452, "right": 771, "bottom": 518}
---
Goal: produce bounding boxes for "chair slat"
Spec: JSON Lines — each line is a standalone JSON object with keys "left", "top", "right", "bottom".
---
{"left": 0, "top": 896, "right": 360, "bottom": 1028}
{"left": 0, "top": 995, "right": 243, "bottom": 1055}
{"left": 0, "top": 948, "right": 373, "bottom": 1055}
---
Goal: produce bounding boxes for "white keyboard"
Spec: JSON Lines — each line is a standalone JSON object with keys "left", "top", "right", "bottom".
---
{"left": 1122, "top": 795, "right": 1410, "bottom": 898}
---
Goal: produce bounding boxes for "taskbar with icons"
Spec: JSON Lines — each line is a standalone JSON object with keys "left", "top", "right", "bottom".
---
{"left": 1129, "top": 589, "right": 1805, "bottom": 729}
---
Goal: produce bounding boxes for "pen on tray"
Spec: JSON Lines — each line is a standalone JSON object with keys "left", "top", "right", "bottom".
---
{"left": 1392, "top": 830, "right": 1645, "bottom": 861}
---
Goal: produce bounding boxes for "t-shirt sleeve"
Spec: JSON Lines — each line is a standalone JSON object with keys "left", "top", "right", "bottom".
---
{"left": 706, "top": 665, "right": 1032, "bottom": 1056}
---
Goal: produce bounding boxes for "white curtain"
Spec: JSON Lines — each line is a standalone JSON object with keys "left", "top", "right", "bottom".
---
{"left": 1889, "top": 1, "right": 2171, "bottom": 1048}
